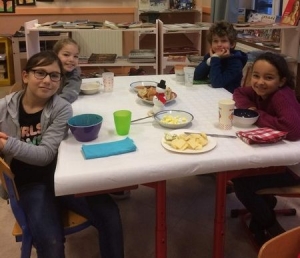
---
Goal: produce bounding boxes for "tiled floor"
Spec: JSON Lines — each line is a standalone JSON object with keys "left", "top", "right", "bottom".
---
{"left": 0, "top": 174, "right": 300, "bottom": 258}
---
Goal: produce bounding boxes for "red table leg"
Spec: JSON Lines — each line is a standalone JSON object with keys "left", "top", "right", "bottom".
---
{"left": 143, "top": 181, "right": 167, "bottom": 258}
{"left": 213, "top": 172, "right": 227, "bottom": 258}
{"left": 212, "top": 167, "right": 285, "bottom": 258}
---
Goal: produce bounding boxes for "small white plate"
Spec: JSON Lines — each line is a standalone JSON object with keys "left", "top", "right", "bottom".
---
{"left": 154, "top": 110, "right": 194, "bottom": 129}
{"left": 161, "top": 129, "right": 217, "bottom": 154}
{"left": 80, "top": 82, "right": 100, "bottom": 95}
{"left": 137, "top": 92, "right": 177, "bottom": 105}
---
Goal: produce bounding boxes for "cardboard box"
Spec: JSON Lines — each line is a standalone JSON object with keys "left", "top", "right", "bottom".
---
{"left": 238, "top": 8, "right": 256, "bottom": 23}
{"left": 238, "top": 8, "right": 246, "bottom": 23}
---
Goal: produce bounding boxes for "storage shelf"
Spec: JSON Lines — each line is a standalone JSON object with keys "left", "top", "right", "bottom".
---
{"left": 25, "top": 19, "right": 160, "bottom": 75}
{"left": 79, "top": 59, "right": 157, "bottom": 68}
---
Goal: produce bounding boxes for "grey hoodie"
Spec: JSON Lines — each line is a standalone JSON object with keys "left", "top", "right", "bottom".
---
{"left": 0, "top": 91, "right": 72, "bottom": 166}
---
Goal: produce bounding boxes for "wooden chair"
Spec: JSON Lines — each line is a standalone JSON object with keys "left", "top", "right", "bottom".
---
{"left": 258, "top": 226, "right": 300, "bottom": 258}
{"left": 0, "top": 158, "right": 91, "bottom": 258}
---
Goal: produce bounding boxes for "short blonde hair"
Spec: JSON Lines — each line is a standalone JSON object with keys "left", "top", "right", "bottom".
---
{"left": 53, "top": 38, "right": 80, "bottom": 54}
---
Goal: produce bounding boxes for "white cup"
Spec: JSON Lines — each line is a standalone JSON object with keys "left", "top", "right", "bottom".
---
{"left": 184, "top": 67, "right": 195, "bottom": 86}
{"left": 218, "top": 99, "right": 235, "bottom": 130}
{"left": 174, "top": 65, "right": 185, "bottom": 84}
{"left": 102, "top": 72, "right": 114, "bottom": 92}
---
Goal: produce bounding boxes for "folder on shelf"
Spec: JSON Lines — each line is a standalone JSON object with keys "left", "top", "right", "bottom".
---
{"left": 128, "top": 49, "right": 156, "bottom": 63}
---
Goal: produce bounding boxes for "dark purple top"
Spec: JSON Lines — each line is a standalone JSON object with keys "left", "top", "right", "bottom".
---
{"left": 233, "top": 86, "right": 300, "bottom": 141}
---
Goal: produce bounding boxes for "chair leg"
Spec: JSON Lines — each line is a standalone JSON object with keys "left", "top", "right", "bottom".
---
{"left": 20, "top": 233, "right": 32, "bottom": 258}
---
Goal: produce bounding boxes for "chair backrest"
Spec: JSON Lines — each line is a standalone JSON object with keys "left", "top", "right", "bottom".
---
{"left": 241, "top": 62, "right": 253, "bottom": 87}
{"left": 0, "top": 158, "right": 31, "bottom": 236}
{"left": 258, "top": 226, "right": 300, "bottom": 258}
{"left": 10, "top": 82, "right": 23, "bottom": 93}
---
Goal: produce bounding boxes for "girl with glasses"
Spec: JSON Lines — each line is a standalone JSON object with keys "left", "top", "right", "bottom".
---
{"left": 0, "top": 51, "right": 124, "bottom": 258}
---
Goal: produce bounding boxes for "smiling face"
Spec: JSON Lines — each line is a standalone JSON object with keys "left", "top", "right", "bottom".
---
{"left": 211, "top": 35, "right": 234, "bottom": 54}
{"left": 57, "top": 43, "right": 79, "bottom": 72}
{"left": 22, "top": 62, "right": 61, "bottom": 100}
{"left": 250, "top": 60, "right": 286, "bottom": 99}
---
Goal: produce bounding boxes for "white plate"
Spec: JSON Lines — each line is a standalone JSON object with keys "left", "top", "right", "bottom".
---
{"left": 130, "top": 81, "right": 158, "bottom": 92}
{"left": 137, "top": 92, "right": 177, "bottom": 105}
{"left": 154, "top": 110, "right": 194, "bottom": 129}
{"left": 161, "top": 129, "right": 217, "bottom": 154}
{"left": 80, "top": 82, "right": 100, "bottom": 95}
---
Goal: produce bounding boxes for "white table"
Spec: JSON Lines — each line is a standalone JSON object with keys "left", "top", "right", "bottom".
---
{"left": 55, "top": 75, "right": 300, "bottom": 258}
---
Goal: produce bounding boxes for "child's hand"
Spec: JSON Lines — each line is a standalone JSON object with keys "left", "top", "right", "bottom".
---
{"left": 0, "top": 133, "right": 7, "bottom": 151}
{"left": 0, "top": 132, "right": 8, "bottom": 140}
{"left": 210, "top": 48, "right": 230, "bottom": 58}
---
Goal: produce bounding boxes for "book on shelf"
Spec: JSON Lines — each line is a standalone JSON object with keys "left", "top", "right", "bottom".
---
{"left": 87, "top": 54, "right": 117, "bottom": 64}
{"left": 187, "top": 54, "right": 203, "bottom": 63}
{"left": 280, "top": 0, "right": 300, "bottom": 26}
{"left": 128, "top": 49, "right": 156, "bottom": 59}
{"left": 128, "top": 49, "right": 156, "bottom": 63}
{"left": 164, "top": 46, "right": 198, "bottom": 56}
{"left": 139, "top": 0, "right": 169, "bottom": 11}
{"left": 128, "top": 58, "right": 156, "bottom": 63}
{"left": 166, "top": 55, "right": 186, "bottom": 62}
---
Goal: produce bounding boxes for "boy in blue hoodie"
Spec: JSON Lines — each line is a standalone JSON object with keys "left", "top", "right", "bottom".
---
{"left": 194, "top": 21, "right": 248, "bottom": 93}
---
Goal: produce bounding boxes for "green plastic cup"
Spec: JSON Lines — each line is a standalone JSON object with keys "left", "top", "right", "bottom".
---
{"left": 113, "top": 110, "right": 132, "bottom": 136}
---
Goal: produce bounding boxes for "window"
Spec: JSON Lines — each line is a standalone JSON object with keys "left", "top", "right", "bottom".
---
{"left": 252, "top": 0, "right": 283, "bottom": 15}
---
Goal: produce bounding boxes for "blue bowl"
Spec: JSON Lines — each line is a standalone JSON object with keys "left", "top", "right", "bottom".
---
{"left": 68, "top": 114, "right": 103, "bottom": 142}
{"left": 233, "top": 109, "right": 259, "bottom": 127}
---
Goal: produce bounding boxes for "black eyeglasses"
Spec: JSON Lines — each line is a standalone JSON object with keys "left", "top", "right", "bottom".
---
{"left": 30, "top": 69, "right": 62, "bottom": 82}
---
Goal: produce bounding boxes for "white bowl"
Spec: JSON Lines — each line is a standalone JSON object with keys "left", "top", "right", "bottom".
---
{"left": 154, "top": 110, "right": 194, "bottom": 129}
{"left": 80, "top": 82, "right": 100, "bottom": 95}
{"left": 233, "top": 109, "right": 259, "bottom": 127}
{"left": 130, "top": 81, "right": 158, "bottom": 92}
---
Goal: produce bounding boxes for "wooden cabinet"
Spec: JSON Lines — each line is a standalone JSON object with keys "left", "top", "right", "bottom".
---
{"left": 139, "top": 10, "right": 202, "bottom": 74}
{"left": 0, "top": 37, "right": 14, "bottom": 86}
{"left": 12, "top": 33, "right": 69, "bottom": 83}
{"left": 158, "top": 19, "right": 204, "bottom": 74}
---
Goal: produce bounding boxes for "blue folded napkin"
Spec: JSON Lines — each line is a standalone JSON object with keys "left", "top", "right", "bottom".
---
{"left": 82, "top": 137, "right": 137, "bottom": 159}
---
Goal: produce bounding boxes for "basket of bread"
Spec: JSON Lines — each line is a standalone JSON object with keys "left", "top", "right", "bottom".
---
{"left": 135, "top": 80, "right": 177, "bottom": 104}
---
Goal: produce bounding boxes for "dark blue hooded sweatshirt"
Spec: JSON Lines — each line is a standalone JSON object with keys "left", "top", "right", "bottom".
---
{"left": 194, "top": 49, "right": 248, "bottom": 93}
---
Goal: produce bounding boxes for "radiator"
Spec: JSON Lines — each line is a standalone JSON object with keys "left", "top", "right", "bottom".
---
{"left": 71, "top": 30, "right": 123, "bottom": 57}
